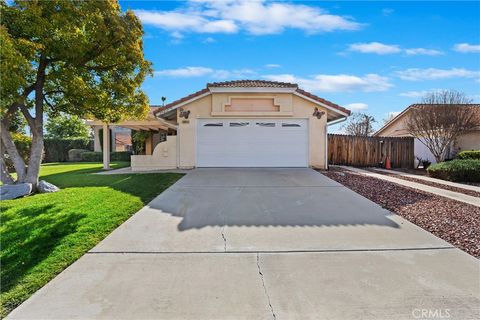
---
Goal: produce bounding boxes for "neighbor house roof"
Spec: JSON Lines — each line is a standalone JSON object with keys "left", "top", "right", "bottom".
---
{"left": 374, "top": 103, "right": 480, "bottom": 136}
{"left": 153, "top": 80, "right": 351, "bottom": 119}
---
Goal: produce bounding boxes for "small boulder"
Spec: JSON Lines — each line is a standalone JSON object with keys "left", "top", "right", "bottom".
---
{"left": 38, "top": 180, "right": 60, "bottom": 193}
{"left": 0, "top": 183, "right": 32, "bottom": 200}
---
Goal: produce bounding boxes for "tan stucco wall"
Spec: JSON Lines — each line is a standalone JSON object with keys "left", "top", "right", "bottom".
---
{"left": 131, "top": 136, "right": 177, "bottom": 171}
{"left": 455, "top": 130, "right": 480, "bottom": 151}
{"left": 376, "top": 113, "right": 410, "bottom": 137}
{"left": 177, "top": 92, "right": 328, "bottom": 168}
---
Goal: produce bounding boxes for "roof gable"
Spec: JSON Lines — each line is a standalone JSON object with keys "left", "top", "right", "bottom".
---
{"left": 374, "top": 104, "right": 480, "bottom": 136}
{"left": 154, "top": 80, "right": 351, "bottom": 119}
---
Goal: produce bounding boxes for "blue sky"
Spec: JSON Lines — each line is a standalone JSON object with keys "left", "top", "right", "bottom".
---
{"left": 120, "top": 0, "right": 480, "bottom": 131}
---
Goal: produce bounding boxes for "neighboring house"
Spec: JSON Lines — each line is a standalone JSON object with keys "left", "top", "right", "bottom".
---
{"left": 88, "top": 80, "right": 350, "bottom": 171}
{"left": 374, "top": 104, "right": 480, "bottom": 164}
{"left": 113, "top": 127, "right": 133, "bottom": 152}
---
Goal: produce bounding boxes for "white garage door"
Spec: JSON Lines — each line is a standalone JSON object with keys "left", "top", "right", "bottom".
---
{"left": 196, "top": 119, "right": 308, "bottom": 167}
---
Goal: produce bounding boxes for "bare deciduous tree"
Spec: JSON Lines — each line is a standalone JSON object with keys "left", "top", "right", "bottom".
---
{"left": 405, "top": 90, "right": 478, "bottom": 162}
{"left": 342, "top": 113, "right": 376, "bottom": 136}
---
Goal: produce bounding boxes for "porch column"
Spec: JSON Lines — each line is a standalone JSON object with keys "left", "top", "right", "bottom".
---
{"left": 93, "top": 126, "right": 102, "bottom": 152}
{"left": 145, "top": 133, "right": 153, "bottom": 155}
{"left": 110, "top": 126, "right": 116, "bottom": 152}
{"left": 102, "top": 123, "right": 110, "bottom": 170}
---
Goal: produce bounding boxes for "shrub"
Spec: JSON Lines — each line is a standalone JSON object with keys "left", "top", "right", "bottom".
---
{"left": 79, "top": 151, "right": 132, "bottom": 162}
{"left": 427, "top": 159, "right": 480, "bottom": 182}
{"left": 44, "top": 138, "right": 93, "bottom": 162}
{"left": 457, "top": 150, "right": 480, "bottom": 160}
{"left": 80, "top": 151, "right": 103, "bottom": 162}
{"left": 110, "top": 151, "right": 132, "bottom": 161}
{"left": 68, "top": 149, "right": 90, "bottom": 162}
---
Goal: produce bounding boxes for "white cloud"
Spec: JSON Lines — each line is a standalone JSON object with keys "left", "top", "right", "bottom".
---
{"left": 405, "top": 48, "right": 444, "bottom": 56}
{"left": 453, "top": 43, "right": 480, "bottom": 53}
{"left": 155, "top": 66, "right": 214, "bottom": 77}
{"left": 263, "top": 73, "right": 393, "bottom": 92}
{"left": 135, "top": 0, "right": 362, "bottom": 38}
{"left": 348, "top": 42, "right": 401, "bottom": 55}
{"left": 154, "top": 66, "right": 256, "bottom": 79}
{"left": 346, "top": 43, "right": 443, "bottom": 56}
{"left": 399, "top": 89, "right": 445, "bottom": 98}
{"left": 396, "top": 68, "right": 480, "bottom": 81}
{"left": 135, "top": 10, "right": 238, "bottom": 34}
{"left": 344, "top": 103, "right": 368, "bottom": 111}
{"left": 264, "top": 64, "right": 281, "bottom": 68}
{"left": 382, "top": 8, "right": 394, "bottom": 16}
{"left": 203, "top": 37, "right": 216, "bottom": 43}
{"left": 399, "top": 90, "right": 432, "bottom": 98}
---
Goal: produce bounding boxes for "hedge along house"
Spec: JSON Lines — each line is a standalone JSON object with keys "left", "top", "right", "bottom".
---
{"left": 88, "top": 80, "right": 351, "bottom": 170}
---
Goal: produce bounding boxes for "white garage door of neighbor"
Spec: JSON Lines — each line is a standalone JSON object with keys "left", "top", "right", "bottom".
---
{"left": 196, "top": 119, "right": 308, "bottom": 167}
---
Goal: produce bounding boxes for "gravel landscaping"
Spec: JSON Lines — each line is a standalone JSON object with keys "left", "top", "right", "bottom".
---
{"left": 320, "top": 167, "right": 480, "bottom": 258}
{"left": 367, "top": 169, "right": 480, "bottom": 198}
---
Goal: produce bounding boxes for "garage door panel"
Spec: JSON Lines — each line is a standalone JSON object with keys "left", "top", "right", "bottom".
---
{"left": 197, "top": 119, "right": 308, "bottom": 167}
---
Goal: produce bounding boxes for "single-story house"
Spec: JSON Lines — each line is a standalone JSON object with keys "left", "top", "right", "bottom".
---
{"left": 374, "top": 103, "right": 480, "bottom": 164}
{"left": 88, "top": 80, "right": 351, "bottom": 170}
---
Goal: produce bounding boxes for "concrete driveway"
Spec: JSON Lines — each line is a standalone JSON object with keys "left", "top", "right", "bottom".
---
{"left": 8, "top": 168, "right": 480, "bottom": 319}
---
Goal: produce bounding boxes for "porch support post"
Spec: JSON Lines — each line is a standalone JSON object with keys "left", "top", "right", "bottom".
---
{"left": 102, "top": 123, "right": 110, "bottom": 170}
{"left": 110, "top": 126, "right": 116, "bottom": 152}
{"left": 145, "top": 133, "right": 153, "bottom": 155}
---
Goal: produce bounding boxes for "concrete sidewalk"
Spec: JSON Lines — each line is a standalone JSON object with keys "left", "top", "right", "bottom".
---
{"left": 95, "top": 166, "right": 189, "bottom": 175}
{"left": 8, "top": 168, "right": 480, "bottom": 320}
{"left": 342, "top": 166, "right": 480, "bottom": 207}
{"left": 372, "top": 167, "right": 480, "bottom": 193}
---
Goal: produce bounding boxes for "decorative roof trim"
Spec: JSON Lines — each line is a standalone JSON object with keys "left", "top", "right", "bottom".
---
{"left": 292, "top": 91, "right": 349, "bottom": 119}
{"left": 207, "top": 80, "right": 298, "bottom": 88}
{"left": 294, "top": 89, "right": 351, "bottom": 117}
{"left": 154, "top": 88, "right": 211, "bottom": 116}
{"left": 209, "top": 87, "right": 296, "bottom": 93}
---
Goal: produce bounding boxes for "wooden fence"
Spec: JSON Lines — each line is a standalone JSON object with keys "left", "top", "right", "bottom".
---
{"left": 328, "top": 134, "right": 414, "bottom": 168}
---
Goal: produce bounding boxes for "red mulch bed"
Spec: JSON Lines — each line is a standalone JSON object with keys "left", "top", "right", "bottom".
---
{"left": 367, "top": 169, "right": 480, "bottom": 198}
{"left": 320, "top": 167, "right": 480, "bottom": 258}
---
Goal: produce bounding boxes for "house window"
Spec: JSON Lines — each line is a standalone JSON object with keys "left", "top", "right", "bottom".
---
{"left": 230, "top": 122, "right": 249, "bottom": 127}
{"left": 204, "top": 123, "right": 223, "bottom": 127}
{"left": 256, "top": 122, "right": 275, "bottom": 127}
{"left": 282, "top": 123, "right": 301, "bottom": 127}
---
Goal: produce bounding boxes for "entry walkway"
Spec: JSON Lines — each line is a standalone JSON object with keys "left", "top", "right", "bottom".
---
{"left": 372, "top": 167, "right": 480, "bottom": 193}
{"left": 342, "top": 166, "right": 480, "bottom": 207}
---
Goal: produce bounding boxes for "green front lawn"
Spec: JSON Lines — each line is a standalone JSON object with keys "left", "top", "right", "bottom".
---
{"left": 0, "top": 162, "right": 184, "bottom": 317}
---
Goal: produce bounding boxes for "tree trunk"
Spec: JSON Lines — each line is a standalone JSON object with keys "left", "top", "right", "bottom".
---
{"left": 25, "top": 123, "right": 44, "bottom": 190}
{"left": 0, "top": 120, "right": 27, "bottom": 184}
{"left": 0, "top": 142, "right": 15, "bottom": 184}
{"left": 23, "top": 54, "right": 47, "bottom": 191}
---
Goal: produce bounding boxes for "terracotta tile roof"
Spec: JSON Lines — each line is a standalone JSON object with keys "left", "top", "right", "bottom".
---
{"left": 153, "top": 88, "right": 210, "bottom": 115}
{"left": 295, "top": 88, "right": 351, "bottom": 115}
{"left": 115, "top": 132, "right": 132, "bottom": 146}
{"left": 153, "top": 80, "right": 351, "bottom": 116}
{"left": 207, "top": 80, "right": 298, "bottom": 88}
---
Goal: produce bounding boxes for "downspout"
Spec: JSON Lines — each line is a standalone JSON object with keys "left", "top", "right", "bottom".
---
{"left": 176, "top": 125, "right": 181, "bottom": 169}
{"left": 326, "top": 116, "right": 348, "bottom": 169}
